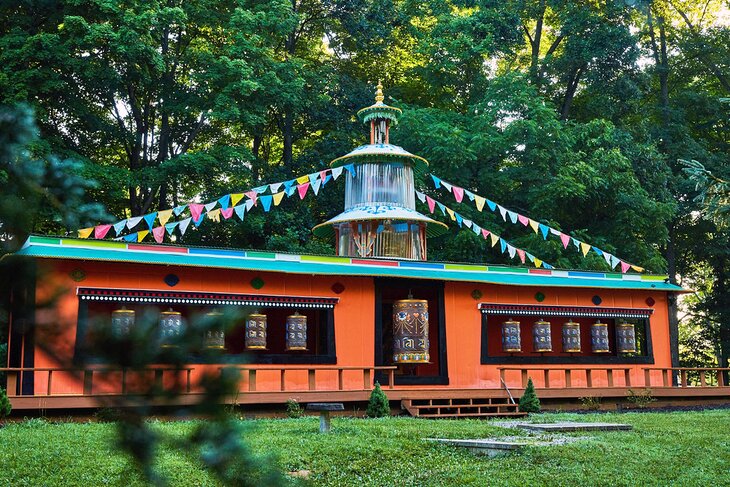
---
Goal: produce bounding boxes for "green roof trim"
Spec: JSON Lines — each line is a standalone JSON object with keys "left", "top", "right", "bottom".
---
{"left": 15, "top": 236, "right": 685, "bottom": 292}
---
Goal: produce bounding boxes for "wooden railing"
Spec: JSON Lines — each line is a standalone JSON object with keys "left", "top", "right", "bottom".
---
{"left": 1, "top": 366, "right": 195, "bottom": 397}
{"left": 643, "top": 368, "right": 730, "bottom": 388}
{"left": 498, "top": 367, "right": 730, "bottom": 390}
{"left": 498, "top": 367, "right": 634, "bottom": 389}
{"left": 222, "top": 365, "right": 398, "bottom": 393}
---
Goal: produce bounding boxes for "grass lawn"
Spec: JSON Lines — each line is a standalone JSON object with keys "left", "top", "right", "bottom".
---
{"left": 1, "top": 409, "right": 729, "bottom": 486}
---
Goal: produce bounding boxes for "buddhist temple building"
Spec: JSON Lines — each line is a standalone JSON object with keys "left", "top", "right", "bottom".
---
{"left": 5, "top": 84, "right": 728, "bottom": 416}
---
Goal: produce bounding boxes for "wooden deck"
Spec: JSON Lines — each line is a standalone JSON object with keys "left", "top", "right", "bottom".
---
{"left": 3, "top": 366, "right": 729, "bottom": 414}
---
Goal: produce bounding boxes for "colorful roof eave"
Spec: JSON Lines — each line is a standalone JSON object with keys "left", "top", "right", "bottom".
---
{"left": 15, "top": 236, "right": 687, "bottom": 292}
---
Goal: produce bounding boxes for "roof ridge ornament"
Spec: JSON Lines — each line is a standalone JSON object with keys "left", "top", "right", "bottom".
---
{"left": 375, "top": 80, "right": 384, "bottom": 104}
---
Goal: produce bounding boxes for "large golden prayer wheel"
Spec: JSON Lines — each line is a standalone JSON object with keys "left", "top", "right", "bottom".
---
{"left": 245, "top": 314, "right": 267, "bottom": 350}
{"left": 617, "top": 322, "right": 637, "bottom": 353}
{"left": 591, "top": 321, "right": 610, "bottom": 353}
{"left": 532, "top": 320, "right": 552, "bottom": 352}
{"left": 392, "top": 299, "right": 429, "bottom": 363}
{"left": 562, "top": 320, "right": 581, "bottom": 352}
{"left": 159, "top": 309, "right": 183, "bottom": 348}
{"left": 501, "top": 320, "right": 521, "bottom": 352}
{"left": 203, "top": 311, "right": 225, "bottom": 349}
{"left": 111, "top": 307, "right": 135, "bottom": 338}
{"left": 286, "top": 313, "right": 308, "bottom": 351}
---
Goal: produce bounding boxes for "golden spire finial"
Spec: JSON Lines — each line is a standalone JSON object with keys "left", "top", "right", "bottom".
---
{"left": 375, "top": 80, "right": 384, "bottom": 103}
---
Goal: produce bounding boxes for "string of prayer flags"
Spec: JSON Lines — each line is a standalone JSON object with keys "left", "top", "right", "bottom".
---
{"left": 427, "top": 174, "right": 646, "bottom": 273}
{"left": 79, "top": 166, "right": 343, "bottom": 243}
{"left": 415, "top": 191, "right": 552, "bottom": 269}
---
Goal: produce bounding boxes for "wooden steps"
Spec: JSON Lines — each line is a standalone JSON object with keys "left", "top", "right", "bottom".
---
{"left": 401, "top": 397, "right": 526, "bottom": 419}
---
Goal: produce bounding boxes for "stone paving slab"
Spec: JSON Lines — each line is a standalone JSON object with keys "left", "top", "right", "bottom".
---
{"left": 427, "top": 438, "right": 529, "bottom": 457}
{"left": 517, "top": 422, "right": 632, "bottom": 432}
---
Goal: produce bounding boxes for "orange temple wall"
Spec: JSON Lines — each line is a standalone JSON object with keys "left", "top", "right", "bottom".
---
{"left": 24, "top": 259, "right": 672, "bottom": 395}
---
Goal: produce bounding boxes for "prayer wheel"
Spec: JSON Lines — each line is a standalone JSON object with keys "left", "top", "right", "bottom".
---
{"left": 245, "top": 314, "right": 267, "bottom": 350}
{"left": 285, "top": 313, "right": 308, "bottom": 351}
{"left": 392, "top": 299, "right": 429, "bottom": 363}
{"left": 617, "top": 322, "right": 637, "bottom": 353}
{"left": 532, "top": 320, "right": 552, "bottom": 352}
{"left": 591, "top": 321, "right": 610, "bottom": 353}
{"left": 159, "top": 309, "right": 183, "bottom": 347}
{"left": 501, "top": 320, "right": 521, "bottom": 353}
{"left": 203, "top": 311, "right": 225, "bottom": 349}
{"left": 111, "top": 307, "right": 135, "bottom": 338}
{"left": 562, "top": 320, "right": 581, "bottom": 352}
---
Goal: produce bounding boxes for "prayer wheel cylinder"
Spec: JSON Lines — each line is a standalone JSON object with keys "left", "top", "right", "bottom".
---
{"left": 286, "top": 313, "right": 308, "bottom": 351}
{"left": 392, "top": 299, "right": 430, "bottom": 363}
{"left": 159, "top": 309, "right": 183, "bottom": 347}
{"left": 203, "top": 311, "right": 225, "bottom": 349}
{"left": 617, "top": 322, "right": 637, "bottom": 353}
{"left": 591, "top": 321, "right": 610, "bottom": 353}
{"left": 532, "top": 320, "right": 553, "bottom": 352}
{"left": 562, "top": 320, "right": 581, "bottom": 352}
{"left": 501, "top": 320, "right": 522, "bottom": 353}
{"left": 111, "top": 307, "right": 135, "bottom": 338}
{"left": 245, "top": 314, "right": 267, "bottom": 350}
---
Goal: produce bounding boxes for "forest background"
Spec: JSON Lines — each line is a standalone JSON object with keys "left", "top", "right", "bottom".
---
{"left": 0, "top": 0, "right": 728, "bottom": 369}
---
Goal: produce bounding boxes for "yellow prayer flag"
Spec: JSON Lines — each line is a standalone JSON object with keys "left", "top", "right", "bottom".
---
{"left": 579, "top": 242, "right": 590, "bottom": 257}
{"left": 528, "top": 219, "right": 539, "bottom": 233}
{"left": 230, "top": 193, "right": 244, "bottom": 206}
{"left": 273, "top": 191, "right": 285, "bottom": 206}
{"left": 78, "top": 227, "right": 93, "bottom": 239}
{"left": 490, "top": 233, "right": 499, "bottom": 247}
{"left": 446, "top": 208, "right": 456, "bottom": 221}
{"left": 207, "top": 208, "right": 221, "bottom": 222}
{"left": 157, "top": 209, "right": 173, "bottom": 226}
{"left": 296, "top": 175, "right": 309, "bottom": 184}
{"left": 474, "top": 195, "right": 486, "bottom": 212}
{"left": 534, "top": 258, "right": 543, "bottom": 268}
{"left": 137, "top": 230, "right": 149, "bottom": 242}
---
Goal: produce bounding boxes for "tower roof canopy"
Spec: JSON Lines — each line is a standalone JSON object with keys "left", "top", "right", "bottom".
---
{"left": 312, "top": 204, "right": 448, "bottom": 239}
{"left": 330, "top": 143, "right": 429, "bottom": 176}
{"left": 356, "top": 81, "right": 402, "bottom": 124}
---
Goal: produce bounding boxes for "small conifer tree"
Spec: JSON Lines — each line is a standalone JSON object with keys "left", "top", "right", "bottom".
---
{"left": 518, "top": 378, "right": 541, "bottom": 413}
{"left": 366, "top": 382, "right": 390, "bottom": 418}
{"left": 0, "top": 388, "right": 11, "bottom": 419}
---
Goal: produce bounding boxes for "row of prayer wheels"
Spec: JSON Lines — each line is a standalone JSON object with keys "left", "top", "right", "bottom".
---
{"left": 501, "top": 319, "right": 637, "bottom": 354}
{"left": 112, "top": 308, "right": 308, "bottom": 351}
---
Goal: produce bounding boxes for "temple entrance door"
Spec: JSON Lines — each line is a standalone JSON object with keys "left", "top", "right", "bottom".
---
{"left": 374, "top": 278, "right": 449, "bottom": 386}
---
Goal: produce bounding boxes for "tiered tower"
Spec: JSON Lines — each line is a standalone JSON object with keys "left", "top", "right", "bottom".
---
{"left": 313, "top": 83, "right": 447, "bottom": 260}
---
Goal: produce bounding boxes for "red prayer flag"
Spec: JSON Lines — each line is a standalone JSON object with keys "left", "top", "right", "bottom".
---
{"left": 94, "top": 224, "right": 111, "bottom": 239}
{"left": 297, "top": 182, "right": 310, "bottom": 199}
{"left": 152, "top": 226, "right": 165, "bottom": 243}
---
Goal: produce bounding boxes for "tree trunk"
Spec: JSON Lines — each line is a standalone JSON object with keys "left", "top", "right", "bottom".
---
{"left": 560, "top": 65, "right": 584, "bottom": 120}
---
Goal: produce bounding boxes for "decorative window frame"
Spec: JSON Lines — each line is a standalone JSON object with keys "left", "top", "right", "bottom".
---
{"left": 479, "top": 303, "right": 655, "bottom": 365}
{"left": 75, "top": 287, "right": 338, "bottom": 365}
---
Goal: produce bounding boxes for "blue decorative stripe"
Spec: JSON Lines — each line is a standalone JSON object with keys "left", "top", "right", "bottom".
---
{"left": 567, "top": 271, "right": 607, "bottom": 278}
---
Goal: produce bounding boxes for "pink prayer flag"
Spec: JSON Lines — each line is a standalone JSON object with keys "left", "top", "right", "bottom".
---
{"left": 94, "top": 224, "right": 111, "bottom": 239}
{"left": 297, "top": 182, "right": 310, "bottom": 199}
{"left": 518, "top": 214, "right": 529, "bottom": 226}
{"left": 453, "top": 187, "right": 464, "bottom": 203}
{"left": 426, "top": 196, "right": 436, "bottom": 213}
{"left": 221, "top": 207, "right": 234, "bottom": 219}
{"left": 517, "top": 249, "right": 525, "bottom": 263}
{"left": 189, "top": 203, "right": 204, "bottom": 221}
{"left": 244, "top": 191, "right": 258, "bottom": 206}
{"left": 620, "top": 261, "right": 631, "bottom": 273}
{"left": 481, "top": 229, "right": 490, "bottom": 239}
{"left": 560, "top": 233, "right": 570, "bottom": 249}
{"left": 152, "top": 226, "right": 165, "bottom": 243}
